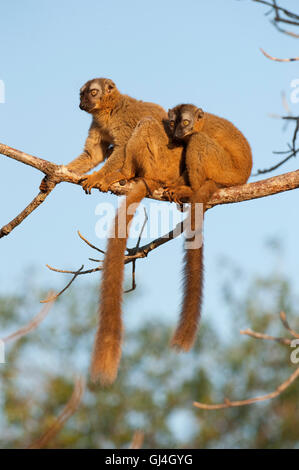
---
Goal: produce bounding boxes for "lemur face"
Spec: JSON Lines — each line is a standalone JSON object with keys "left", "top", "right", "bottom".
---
{"left": 79, "top": 78, "right": 116, "bottom": 113}
{"left": 167, "top": 104, "right": 204, "bottom": 140}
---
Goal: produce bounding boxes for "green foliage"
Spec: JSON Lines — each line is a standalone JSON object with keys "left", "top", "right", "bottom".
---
{"left": 0, "top": 256, "right": 299, "bottom": 449}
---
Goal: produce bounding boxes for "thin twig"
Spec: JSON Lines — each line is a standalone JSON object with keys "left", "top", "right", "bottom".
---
{"left": 1, "top": 293, "right": 55, "bottom": 343}
{"left": 271, "top": 20, "right": 299, "bottom": 38}
{"left": 77, "top": 230, "right": 105, "bottom": 254}
{"left": 129, "top": 430, "right": 145, "bottom": 449}
{"left": 27, "top": 376, "right": 85, "bottom": 449}
{"left": 125, "top": 208, "right": 148, "bottom": 293}
{"left": 280, "top": 311, "right": 299, "bottom": 339}
{"left": 0, "top": 190, "right": 55, "bottom": 238}
{"left": 254, "top": 116, "right": 299, "bottom": 175}
{"left": 240, "top": 328, "right": 291, "bottom": 345}
{"left": 40, "top": 266, "right": 85, "bottom": 303}
{"left": 195, "top": 309, "right": 299, "bottom": 410}
{"left": 44, "top": 220, "right": 185, "bottom": 301}
{"left": 252, "top": 0, "right": 299, "bottom": 26}
{"left": 260, "top": 47, "right": 299, "bottom": 62}
{"left": 193, "top": 367, "right": 299, "bottom": 410}
{"left": 254, "top": 149, "right": 299, "bottom": 175}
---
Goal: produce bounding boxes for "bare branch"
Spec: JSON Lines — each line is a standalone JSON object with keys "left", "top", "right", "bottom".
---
{"left": 280, "top": 311, "right": 299, "bottom": 339}
{"left": 27, "top": 376, "right": 85, "bottom": 449}
{"left": 0, "top": 143, "right": 82, "bottom": 238}
{"left": 1, "top": 293, "right": 55, "bottom": 343}
{"left": 0, "top": 143, "right": 59, "bottom": 174}
{"left": 40, "top": 266, "right": 85, "bottom": 303}
{"left": 43, "top": 220, "right": 185, "bottom": 302}
{"left": 271, "top": 20, "right": 299, "bottom": 38}
{"left": 193, "top": 367, "right": 299, "bottom": 410}
{"left": 240, "top": 328, "right": 291, "bottom": 345}
{"left": 254, "top": 2, "right": 299, "bottom": 59}
{"left": 129, "top": 430, "right": 144, "bottom": 449}
{"left": 46, "top": 264, "right": 100, "bottom": 275}
{"left": 254, "top": 150, "right": 299, "bottom": 175}
{"left": 125, "top": 208, "right": 148, "bottom": 293}
{"left": 194, "top": 310, "right": 299, "bottom": 410}
{"left": 206, "top": 168, "right": 299, "bottom": 208}
{"left": 0, "top": 190, "right": 55, "bottom": 238}
{"left": 3, "top": 143, "right": 299, "bottom": 238}
{"left": 260, "top": 47, "right": 299, "bottom": 62}
{"left": 252, "top": 0, "right": 299, "bottom": 27}
{"left": 77, "top": 230, "right": 105, "bottom": 254}
{"left": 254, "top": 116, "right": 299, "bottom": 175}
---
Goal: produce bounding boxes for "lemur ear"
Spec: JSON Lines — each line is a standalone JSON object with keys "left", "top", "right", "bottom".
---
{"left": 197, "top": 108, "right": 204, "bottom": 119}
{"left": 104, "top": 79, "right": 116, "bottom": 93}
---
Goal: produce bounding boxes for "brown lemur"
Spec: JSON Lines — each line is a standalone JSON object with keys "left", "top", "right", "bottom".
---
{"left": 166, "top": 104, "right": 252, "bottom": 199}
{"left": 165, "top": 103, "right": 253, "bottom": 352}
{"left": 46, "top": 80, "right": 252, "bottom": 385}
{"left": 40, "top": 77, "right": 167, "bottom": 191}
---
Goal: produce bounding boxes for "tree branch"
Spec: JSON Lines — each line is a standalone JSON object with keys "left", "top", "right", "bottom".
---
{"left": 0, "top": 190, "right": 55, "bottom": 238}
{"left": 193, "top": 311, "right": 299, "bottom": 410}
{"left": 206, "top": 169, "right": 299, "bottom": 209}
{"left": 193, "top": 367, "right": 299, "bottom": 410}
{"left": 2, "top": 142, "right": 299, "bottom": 229}
{"left": 42, "top": 220, "right": 185, "bottom": 302}
{"left": 260, "top": 47, "right": 299, "bottom": 62}
{"left": 252, "top": 0, "right": 299, "bottom": 27}
{"left": 129, "top": 430, "right": 145, "bottom": 449}
{"left": 1, "top": 293, "right": 55, "bottom": 343}
{"left": 27, "top": 376, "right": 85, "bottom": 449}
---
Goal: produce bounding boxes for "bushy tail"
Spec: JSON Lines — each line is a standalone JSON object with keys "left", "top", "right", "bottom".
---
{"left": 171, "top": 202, "right": 204, "bottom": 351}
{"left": 171, "top": 181, "right": 218, "bottom": 351}
{"left": 90, "top": 180, "right": 147, "bottom": 385}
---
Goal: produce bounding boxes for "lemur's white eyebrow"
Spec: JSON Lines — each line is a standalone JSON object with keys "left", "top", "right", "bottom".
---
{"left": 181, "top": 113, "right": 193, "bottom": 119}
{"left": 89, "top": 81, "right": 102, "bottom": 91}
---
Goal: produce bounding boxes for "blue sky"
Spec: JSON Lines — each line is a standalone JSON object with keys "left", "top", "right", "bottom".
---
{"left": 0, "top": 0, "right": 298, "bottom": 334}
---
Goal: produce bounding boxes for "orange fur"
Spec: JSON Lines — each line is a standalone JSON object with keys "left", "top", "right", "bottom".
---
{"left": 170, "top": 182, "right": 217, "bottom": 351}
{"left": 91, "top": 180, "right": 148, "bottom": 385}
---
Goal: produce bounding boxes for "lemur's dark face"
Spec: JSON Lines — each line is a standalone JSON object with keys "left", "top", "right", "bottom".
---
{"left": 79, "top": 78, "right": 116, "bottom": 113}
{"left": 167, "top": 105, "right": 204, "bottom": 140}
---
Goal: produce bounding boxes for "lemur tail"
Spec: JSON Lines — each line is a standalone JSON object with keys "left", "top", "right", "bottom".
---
{"left": 171, "top": 201, "right": 204, "bottom": 351}
{"left": 90, "top": 180, "right": 147, "bottom": 385}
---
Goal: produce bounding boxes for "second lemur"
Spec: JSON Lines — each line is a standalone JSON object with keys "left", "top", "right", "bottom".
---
{"left": 166, "top": 103, "right": 252, "bottom": 351}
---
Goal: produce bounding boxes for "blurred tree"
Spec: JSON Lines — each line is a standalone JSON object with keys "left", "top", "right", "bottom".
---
{"left": 0, "top": 251, "right": 298, "bottom": 449}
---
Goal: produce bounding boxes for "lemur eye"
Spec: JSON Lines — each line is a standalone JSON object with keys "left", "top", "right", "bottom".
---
{"left": 169, "top": 121, "right": 175, "bottom": 127}
{"left": 90, "top": 89, "right": 98, "bottom": 97}
{"left": 183, "top": 120, "right": 190, "bottom": 126}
